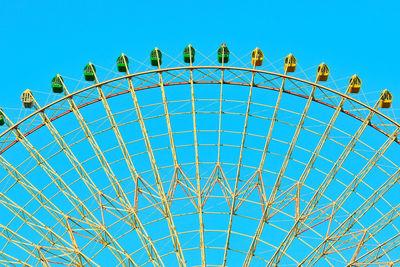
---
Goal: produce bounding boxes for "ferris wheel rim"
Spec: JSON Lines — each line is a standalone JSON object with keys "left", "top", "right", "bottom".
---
{"left": 0, "top": 65, "right": 398, "bottom": 155}
{"left": 0, "top": 60, "right": 399, "bottom": 266}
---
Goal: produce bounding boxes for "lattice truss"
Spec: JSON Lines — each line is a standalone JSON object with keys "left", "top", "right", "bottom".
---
{"left": 0, "top": 50, "right": 399, "bottom": 267}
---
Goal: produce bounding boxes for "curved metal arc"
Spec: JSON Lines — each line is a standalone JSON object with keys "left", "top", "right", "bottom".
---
{"left": 0, "top": 64, "right": 400, "bottom": 266}
{"left": 2, "top": 66, "right": 398, "bottom": 141}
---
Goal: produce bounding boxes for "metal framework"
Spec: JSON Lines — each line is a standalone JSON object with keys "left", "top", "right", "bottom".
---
{"left": 0, "top": 58, "right": 399, "bottom": 267}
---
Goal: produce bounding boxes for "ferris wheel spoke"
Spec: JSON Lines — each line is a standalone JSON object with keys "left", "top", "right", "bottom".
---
{"left": 299, "top": 127, "right": 399, "bottom": 266}
{"left": 266, "top": 97, "right": 382, "bottom": 265}
{"left": 350, "top": 228, "right": 400, "bottom": 266}
{"left": 222, "top": 63, "right": 257, "bottom": 266}
{"left": 1, "top": 62, "right": 399, "bottom": 265}
{"left": 117, "top": 54, "right": 190, "bottom": 267}
{"left": 242, "top": 69, "right": 320, "bottom": 266}
{"left": 242, "top": 63, "right": 289, "bottom": 266}
{"left": 0, "top": 250, "right": 33, "bottom": 267}
{"left": 326, "top": 201, "right": 400, "bottom": 266}
{"left": 0, "top": 225, "right": 54, "bottom": 266}
{"left": 62, "top": 212, "right": 139, "bottom": 267}
{"left": 128, "top": 54, "right": 187, "bottom": 267}
{"left": 0, "top": 151, "right": 136, "bottom": 266}
{"left": 259, "top": 80, "right": 351, "bottom": 265}
{"left": 184, "top": 50, "right": 208, "bottom": 267}
{"left": 306, "top": 173, "right": 400, "bottom": 266}
{"left": 332, "top": 127, "right": 399, "bottom": 205}
{"left": 58, "top": 77, "right": 162, "bottom": 267}
{"left": 216, "top": 64, "right": 225, "bottom": 164}
{"left": 203, "top": 62, "right": 235, "bottom": 211}
{"left": 94, "top": 65, "right": 169, "bottom": 267}
{"left": 2, "top": 112, "right": 98, "bottom": 218}
{"left": 329, "top": 168, "right": 400, "bottom": 264}
{"left": 26, "top": 91, "right": 101, "bottom": 203}
{"left": 0, "top": 193, "right": 84, "bottom": 265}
{"left": 2, "top": 108, "right": 141, "bottom": 265}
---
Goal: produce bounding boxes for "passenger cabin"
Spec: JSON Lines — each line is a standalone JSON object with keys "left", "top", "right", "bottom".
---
{"left": 284, "top": 54, "right": 297, "bottom": 73}
{"left": 380, "top": 89, "right": 393, "bottom": 108}
{"left": 0, "top": 113, "right": 4, "bottom": 126}
{"left": 21, "top": 89, "right": 34, "bottom": 108}
{"left": 51, "top": 75, "right": 64, "bottom": 93}
{"left": 183, "top": 45, "right": 195, "bottom": 64}
{"left": 84, "top": 63, "right": 96, "bottom": 81}
{"left": 150, "top": 48, "right": 162, "bottom": 67}
{"left": 117, "top": 54, "right": 129, "bottom": 72}
{"left": 317, "top": 63, "right": 329, "bottom": 82}
{"left": 348, "top": 75, "right": 361, "bottom": 93}
{"left": 218, "top": 44, "right": 230, "bottom": 63}
{"left": 251, "top": 48, "right": 264, "bottom": 67}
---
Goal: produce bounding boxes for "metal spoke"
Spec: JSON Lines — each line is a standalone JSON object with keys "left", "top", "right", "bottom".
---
{"left": 156, "top": 54, "right": 187, "bottom": 266}
{"left": 59, "top": 77, "right": 161, "bottom": 266}
{"left": 222, "top": 62, "right": 257, "bottom": 266}
{"left": 243, "top": 68, "right": 288, "bottom": 266}
{"left": 267, "top": 98, "right": 382, "bottom": 266}
{"left": 0, "top": 63, "right": 398, "bottom": 266}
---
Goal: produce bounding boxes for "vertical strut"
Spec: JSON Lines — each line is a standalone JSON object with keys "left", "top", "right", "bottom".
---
{"left": 2, "top": 111, "right": 134, "bottom": 265}
{"left": 0, "top": 193, "right": 83, "bottom": 265}
{"left": 124, "top": 55, "right": 187, "bottom": 267}
{"left": 0, "top": 225, "right": 51, "bottom": 266}
{"left": 125, "top": 52, "right": 187, "bottom": 266}
{"left": 24, "top": 91, "right": 135, "bottom": 265}
{"left": 185, "top": 47, "right": 207, "bottom": 266}
{"left": 222, "top": 58, "right": 258, "bottom": 266}
{"left": 58, "top": 76, "right": 162, "bottom": 267}
{"left": 301, "top": 126, "right": 400, "bottom": 266}
{"left": 243, "top": 73, "right": 320, "bottom": 266}
{"left": 267, "top": 99, "right": 381, "bottom": 266}
{"left": 242, "top": 67, "right": 288, "bottom": 266}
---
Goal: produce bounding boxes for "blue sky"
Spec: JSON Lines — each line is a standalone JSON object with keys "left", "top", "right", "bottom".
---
{"left": 0, "top": 1, "right": 400, "bottom": 265}
{"left": 0, "top": 0, "right": 399, "bottom": 111}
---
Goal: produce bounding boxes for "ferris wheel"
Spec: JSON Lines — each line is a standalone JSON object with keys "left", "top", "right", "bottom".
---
{"left": 0, "top": 44, "right": 399, "bottom": 266}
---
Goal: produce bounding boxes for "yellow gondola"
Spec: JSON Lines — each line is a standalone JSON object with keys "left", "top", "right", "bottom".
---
{"left": 380, "top": 89, "right": 393, "bottom": 108}
{"left": 317, "top": 63, "right": 329, "bottom": 82}
{"left": 348, "top": 74, "right": 361, "bottom": 93}
{"left": 284, "top": 53, "right": 297, "bottom": 73}
{"left": 21, "top": 89, "right": 34, "bottom": 108}
{"left": 251, "top": 48, "right": 264, "bottom": 67}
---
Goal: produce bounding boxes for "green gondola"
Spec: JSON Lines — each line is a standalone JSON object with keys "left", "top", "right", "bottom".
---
{"left": 117, "top": 54, "right": 129, "bottom": 72}
{"left": 150, "top": 48, "right": 162, "bottom": 67}
{"left": 0, "top": 112, "right": 5, "bottom": 126}
{"left": 51, "top": 75, "right": 64, "bottom": 93}
{"left": 183, "top": 45, "right": 195, "bottom": 64}
{"left": 84, "top": 63, "right": 96, "bottom": 81}
{"left": 218, "top": 44, "right": 230, "bottom": 63}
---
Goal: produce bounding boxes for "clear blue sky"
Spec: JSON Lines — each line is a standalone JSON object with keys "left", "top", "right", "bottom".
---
{"left": 1, "top": 1, "right": 400, "bottom": 265}
{"left": 0, "top": 0, "right": 399, "bottom": 112}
